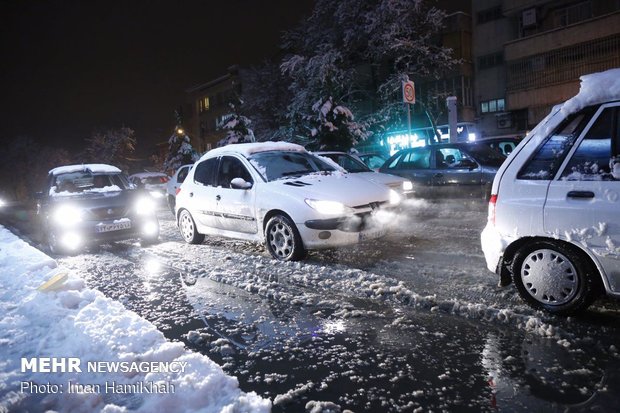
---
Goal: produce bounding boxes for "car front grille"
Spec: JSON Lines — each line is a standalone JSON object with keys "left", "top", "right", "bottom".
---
{"left": 88, "top": 206, "right": 129, "bottom": 220}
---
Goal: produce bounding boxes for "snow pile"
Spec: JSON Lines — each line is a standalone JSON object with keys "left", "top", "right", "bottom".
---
{"left": 50, "top": 164, "right": 122, "bottom": 176}
{"left": 0, "top": 225, "right": 270, "bottom": 413}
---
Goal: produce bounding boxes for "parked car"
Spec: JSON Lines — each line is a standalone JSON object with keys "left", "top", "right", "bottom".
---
{"left": 481, "top": 68, "right": 620, "bottom": 315}
{"left": 166, "top": 164, "right": 193, "bottom": 212}
{"left": 175, "top": 142, "right": 401, "bottom": 261}
{"left": 358, "top": 152, "right": 388, "bottom": 171}
{"left": 476, "top": 137, "right": 522, "bottom": 157}
{"left": 37, "top": 164, "right": 159, "bottom": 254}
{"left": 316, "top": 151, "right": 413, "bottom": 196}
{"left": 128, "top": 172, "right": 170, "bottom": 208}
{"left": 379, "top": 143, "right": 506, "bottom": 199}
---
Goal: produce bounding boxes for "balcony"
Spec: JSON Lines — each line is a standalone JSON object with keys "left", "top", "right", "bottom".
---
{"left": 502, "top": 0, "right": 547, "bottom": 16}
{"left": 504, "top": 11, "right": 620, "bottom": 61}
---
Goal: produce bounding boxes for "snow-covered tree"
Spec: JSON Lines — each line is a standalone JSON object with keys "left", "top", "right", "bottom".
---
{"left": 163, "top": 127, "right": 200, "bottom": 173}
{"left": 84, "top": 127, "right": 136, "bottom": 172}
{"left": 239, "top": 63, "right": 292, "bottom": 142}
{"left": 305, "top": 97, "right": 368, "bottom": 151}
{"left": 280, "top": 0, "right": 457, "bottom": 147}
{"left": 216, "top": 101, "right": 255, "bottom": 147}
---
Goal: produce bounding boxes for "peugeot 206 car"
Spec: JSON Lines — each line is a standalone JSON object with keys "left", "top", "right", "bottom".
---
{"left": 37, "top": 164, "right": 159, "bottom": 254}
{"left": 481, "top": 69, "right": 620, "bottom": 315}
{"left": 128, "top": 171, "right": 170, "bottom": 208}
{"left": 316, "top": 151, "right": 413, "bottom": 197}
{"left": 175, "top": 142, "right": 402, "bottom": 261}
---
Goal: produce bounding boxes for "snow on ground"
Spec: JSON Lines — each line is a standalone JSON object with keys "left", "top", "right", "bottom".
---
{"left": 0, "top": 225, "right": 270, "bottom": 413}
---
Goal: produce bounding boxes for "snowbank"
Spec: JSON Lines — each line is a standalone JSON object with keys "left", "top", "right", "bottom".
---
{"left": 0, "top": 225, "right": 270, "bottom": 413}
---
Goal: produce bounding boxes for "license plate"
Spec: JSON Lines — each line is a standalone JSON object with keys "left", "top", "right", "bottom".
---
{"left": 96, "top": 221, "right": 131, "bottom": 233}
{"left": 358, "top": 227, "right": 386, "bottom": 242}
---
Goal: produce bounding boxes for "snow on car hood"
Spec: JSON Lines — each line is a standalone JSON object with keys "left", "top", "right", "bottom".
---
{"left": 272, "top": 173, "right": 392, "bottom": 207}
{"left": 352, "top": 171, "right": 406, "bottom": 187}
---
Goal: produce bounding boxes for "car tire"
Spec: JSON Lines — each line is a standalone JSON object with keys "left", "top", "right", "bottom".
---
{"left": 511, "top": 240, "right": 601, "bottom": 315}
{"left": 178, "top": 210, "right": 204, "bottom": 244}
{"left": 264, "top": 214, "right": 306, "bottom": 261}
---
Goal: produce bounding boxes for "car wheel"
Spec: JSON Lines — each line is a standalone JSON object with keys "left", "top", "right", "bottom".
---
{"left": 178, "top": 210, "right": 204, "bottom": 244}
{"left": 264, "top": 214, "right": 306, "bottom": 261}
{"left": 168, "top": 195, "right": 176, "bottom": 214}
{"left": 511, "top": 240, "right": 601, "bottom": 315}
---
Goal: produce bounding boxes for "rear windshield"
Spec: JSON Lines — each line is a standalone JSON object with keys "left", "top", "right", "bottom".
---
{"left": 50, "top": 172, "right": 130, "bottom": 196}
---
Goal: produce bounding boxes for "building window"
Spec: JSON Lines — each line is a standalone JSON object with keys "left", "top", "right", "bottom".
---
{"left": 198, "top": 97, "right": 210, "bottom": 113}
{"left": 478, "top": 52, "right": 503, "bottom": 70}
{"left": 553, "top": 1, "right": 592, "bottom": 28}
{"left": 477, "top": 6, "right": 502, "bottom": 25}
{"left": 481, "top": 98, "right": 505, "bottom": 114}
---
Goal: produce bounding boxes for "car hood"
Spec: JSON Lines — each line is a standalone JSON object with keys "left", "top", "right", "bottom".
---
{"left": 270, "top": 173, "right": 392, "bottom": 207}
{"left": 352, "top": 171, "right": 406, "bottom": 187}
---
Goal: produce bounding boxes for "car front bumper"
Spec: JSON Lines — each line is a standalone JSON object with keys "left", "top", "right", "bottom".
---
{"left": 50, "top": 215, "right": 159, "bottom": 246}
{"left": 299, "top": 210, "right": 389, "bottom": 249}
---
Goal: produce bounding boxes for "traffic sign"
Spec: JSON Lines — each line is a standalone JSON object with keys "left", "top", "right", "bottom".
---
{"left": 402, "top": 81, "right": 415, "bottom": 104}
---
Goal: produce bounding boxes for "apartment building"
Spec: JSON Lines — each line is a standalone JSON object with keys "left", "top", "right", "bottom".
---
{"left": 473, "top": 0, "right": 620, "bottom": 139}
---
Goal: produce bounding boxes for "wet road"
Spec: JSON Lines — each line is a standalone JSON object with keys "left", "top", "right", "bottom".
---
{"left": 2, "top": 202, "right": 620, "bottom": 412}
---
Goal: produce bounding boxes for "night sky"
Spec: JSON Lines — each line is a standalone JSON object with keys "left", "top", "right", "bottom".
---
{"left": 0, "top": 0, "right": 314, "bottom": 156}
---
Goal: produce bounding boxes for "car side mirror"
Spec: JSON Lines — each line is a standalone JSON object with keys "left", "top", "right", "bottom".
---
{"left": 231, "top": 177, "right": 252, "bottom": 190}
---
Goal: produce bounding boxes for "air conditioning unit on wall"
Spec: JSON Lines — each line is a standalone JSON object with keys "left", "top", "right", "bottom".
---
{"left": 496, "top": 113, "right": 513, "bottom": 129}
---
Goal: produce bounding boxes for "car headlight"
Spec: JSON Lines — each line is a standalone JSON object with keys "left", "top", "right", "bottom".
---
{"left": 52, "top": 205, "right": 83, "bottom": 227}
{"left": 305, "top": 199, "right": 351, "bottom": 215}
{"left": 149, "top": 190, "right": 164, "bottom": 199}
{"left": 402, "top": 180, "right": 413, "bottom": 191}
{"left": 389, "top": 189, "right": 401, "bottom": 205}
{"left": 135, "top": 196, "right": 156, "bottom": 215}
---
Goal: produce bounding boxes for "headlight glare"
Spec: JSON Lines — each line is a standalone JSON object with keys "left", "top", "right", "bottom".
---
{"left": 402, "top": 180, "right": 413, "bottom": 191}
{"left": 389, "top": 189, "right": 401, "bottom": 205}
{"left": 52, "top": 205, "right": 83, "bottom": 226}
{"left": 135, "top": 196, "right": 156, "bottom": 215}
{"left": 305, "top": 199, "right": 348, "bottom": 215}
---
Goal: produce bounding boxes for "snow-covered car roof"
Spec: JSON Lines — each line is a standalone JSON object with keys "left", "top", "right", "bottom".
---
{"left": 129, "top": 172, "right": 169, "bottom": 178}
{"left": 201, "top": 141, "right": 307, "bottom": 161}
{"left": 49, "top": 164, "right": 121, "bottom": 176}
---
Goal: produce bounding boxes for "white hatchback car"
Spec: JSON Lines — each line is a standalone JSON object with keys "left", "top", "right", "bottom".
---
{"left": 175, "top": 142, "right": 401, "bottom": 261}
{"left": 481, "top": 68, "right": 620, "bottom": 315}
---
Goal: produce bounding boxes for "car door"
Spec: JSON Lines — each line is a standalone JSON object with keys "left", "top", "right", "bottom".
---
{"left": 544, "top": 104, "right": 620, "bottom": 293}
{"left": 189, "top": 157, "right": 219, "bottom": 230}
{"left": 431, "top": 147, "right": 483, "bottom": 198}
{"left": 212, "top": 155, "right": 258, "bottom": 234}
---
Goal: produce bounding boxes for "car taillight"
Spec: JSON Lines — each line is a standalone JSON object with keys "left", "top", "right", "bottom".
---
{"left": 175, "top": 188, "right": 181, "bottom": 196}
{"left": 161, "top": 177, "right": 169, "bottom": 183}
{"left": 488, "top": 194, "right": 497, "bottom": 225}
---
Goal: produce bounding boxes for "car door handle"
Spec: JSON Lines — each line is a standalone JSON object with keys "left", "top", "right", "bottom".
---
{"left": 216, "top": 195, "right": 221, "bottom": 201}
{"left": 567, "top": 190, "right": 594, "bottom": 199}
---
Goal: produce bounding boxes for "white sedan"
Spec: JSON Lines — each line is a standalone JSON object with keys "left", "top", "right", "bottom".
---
{"left": 175, "top": 142, "right": 402, "bottom": 261}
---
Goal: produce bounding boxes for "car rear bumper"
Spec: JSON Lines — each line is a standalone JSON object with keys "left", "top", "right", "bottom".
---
{"left": 480, "top": 222, "right": 506, "bottom": 274}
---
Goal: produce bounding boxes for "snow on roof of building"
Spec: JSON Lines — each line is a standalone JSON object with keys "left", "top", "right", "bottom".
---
{"left": 0, "top": 225, "right": 270, "bottom": 412}
{"left": 200, "top": 141, "right": 307, "bottom": 161}
{"left": 50, "top": 164, "right": 121, "bottom": 176}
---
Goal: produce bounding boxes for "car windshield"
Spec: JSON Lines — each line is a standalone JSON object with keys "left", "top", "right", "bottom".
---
{"left": 322, "top": 154, "right": 372, "bottom": 173}
{"left": 463, "top": 144, "right": 506, "bottom": 167}
{"left": 249, "top": 151, "right": 337, "bottom": 182}
{"left": 50, "top": 172, "right": 129, "bottom": 196}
